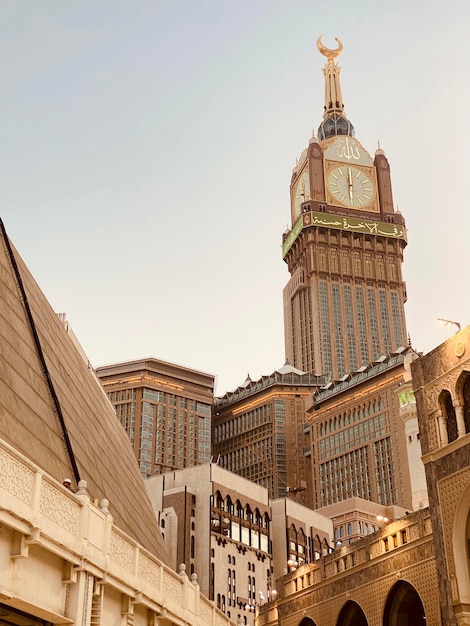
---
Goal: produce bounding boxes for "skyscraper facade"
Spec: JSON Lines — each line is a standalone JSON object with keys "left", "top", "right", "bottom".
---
{"left": 213, "top": 365, "right": 324, "bottom": 502}
{"left": 95, "top": 358, "right": 214, "bottom": 476}
{"left": 283, "top": 37, "right": 408, "bottom": 379}
{"left": 306, "top": 350, "right": 414, "bottom": 512}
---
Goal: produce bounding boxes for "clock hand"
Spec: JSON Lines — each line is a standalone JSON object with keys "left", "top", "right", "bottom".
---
{"left": 348, "top": 167, "right": 353, "bottom": 204}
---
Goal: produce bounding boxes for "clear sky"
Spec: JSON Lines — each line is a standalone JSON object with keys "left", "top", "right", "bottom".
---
{"left": 1, "top": 1, "right": 469, "bottom": 395}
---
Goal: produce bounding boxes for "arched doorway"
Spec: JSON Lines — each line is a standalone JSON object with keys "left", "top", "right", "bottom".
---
{"left": 451, "top": 484, "right": 470, "bottom": 615}
{"left": 383, "top": 580, "right": 426, "bottom": 626}
{"left": 336, "top": 600, "right": 368, "bottom": 626}
{"left": 298, "top": 618, "right": 317, "bottom": 626}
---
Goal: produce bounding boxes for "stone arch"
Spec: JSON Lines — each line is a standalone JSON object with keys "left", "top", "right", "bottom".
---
{"left": 215, "top": 490, "right": 224, "bottom": 509}
{"left": 298, "top": 618, "right": 317, "bottom": 626}
{"left": 322, "top": 537, "right": 331, "bottom": 555}
{"left": 383, "top": 580, "right": 426, "bottom": 626}
{"left": 297, "top": 527, "right": 307, "bottom": 564}
{"left": 452, "top": 478, "right": 470, "bottom": 607}
{"left": 245, "top": 503, "right": 252, "bottom": 521}
{"left": 456, "top": 370, "right": 470, "bottom": 434}
{"left": 313, "top": 534, "right": 322, "bottom": 560}
{"left": 336, "top": 600, "right": 368, "bottom": 626}
{"left": 439, "top": 389, "right": 458, "bottom": 443}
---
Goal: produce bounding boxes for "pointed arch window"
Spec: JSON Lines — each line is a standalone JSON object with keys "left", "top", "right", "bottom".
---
{"left": 441, "top": 390, "right": 458, "bottom": 443}
{"left": 461, "top": 375, "right": 470, "bottom": 434}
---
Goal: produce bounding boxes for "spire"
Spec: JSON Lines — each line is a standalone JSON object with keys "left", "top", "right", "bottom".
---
{"left": 316, "top": 35, "right": 354, "bottom": 141}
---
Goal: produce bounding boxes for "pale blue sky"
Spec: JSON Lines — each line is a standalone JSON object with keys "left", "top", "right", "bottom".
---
{"left": 1, "top": 1, "right": 469, "bottom": 394}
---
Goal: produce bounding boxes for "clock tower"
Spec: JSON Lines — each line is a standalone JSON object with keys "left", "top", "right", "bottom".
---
{"left": 283, "top": 37, "right": 408, "bottom": 378}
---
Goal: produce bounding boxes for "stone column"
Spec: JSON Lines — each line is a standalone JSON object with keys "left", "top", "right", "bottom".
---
{"left": 454, "top": 401, "right": 466, "bottom": 438}
{"left": 436, "top": 410, "right": 448, "bottom": 446}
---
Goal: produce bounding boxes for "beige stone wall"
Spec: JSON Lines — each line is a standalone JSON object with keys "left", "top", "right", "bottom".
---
{"left": 412, "top": 326, "right": 470, "bottom": 626}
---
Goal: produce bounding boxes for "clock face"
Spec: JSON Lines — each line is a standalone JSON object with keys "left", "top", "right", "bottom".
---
{"left": 293, "top": 170, "right": 310, "bottom": 217}
{"left": 327, "top": 164, "right": 376, "bottom": 209}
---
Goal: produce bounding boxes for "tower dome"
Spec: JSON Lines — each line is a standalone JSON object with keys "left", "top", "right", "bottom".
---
{"left": 318, "top": 113, "right": 354, "bottom": 141}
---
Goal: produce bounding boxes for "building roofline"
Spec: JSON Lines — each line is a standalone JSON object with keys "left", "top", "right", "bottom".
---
{"left": 215, "top": 370, "right": 326, "bottom": 409}
{"left": 313, "top": 348, "right": 408, "bottom": 406}
{"left": 95, "top": 357, "right": 215, "bottom": 384}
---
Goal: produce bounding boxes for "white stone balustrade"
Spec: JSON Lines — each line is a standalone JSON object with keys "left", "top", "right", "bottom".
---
{"left": 0, "top": 438, "right": 232, "bottom": 625}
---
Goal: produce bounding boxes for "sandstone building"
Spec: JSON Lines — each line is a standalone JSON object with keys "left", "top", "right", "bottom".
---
{"left": 412, "top": 326, "right": 470, "bottom": 625}
{"left": 145, "top": 463, "right": 333, "bottom": 625}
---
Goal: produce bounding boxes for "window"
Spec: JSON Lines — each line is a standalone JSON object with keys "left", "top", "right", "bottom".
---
{"left": 330, "top": 248, "right": 339, "bottom": 272}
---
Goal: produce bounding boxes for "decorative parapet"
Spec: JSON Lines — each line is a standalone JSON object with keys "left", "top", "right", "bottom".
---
{"left": 0, "top": 437, "right": 233, "bottom": 626}
{"left": 262, "top": 508, "right": 432, "bottom": 613}
{"left": 215, "top": 370, "right": 325, "bottom": 408}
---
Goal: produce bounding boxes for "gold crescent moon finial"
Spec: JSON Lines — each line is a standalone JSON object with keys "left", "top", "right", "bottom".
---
{"left": 316, "top": 35, "right": 343, "bottom": 59}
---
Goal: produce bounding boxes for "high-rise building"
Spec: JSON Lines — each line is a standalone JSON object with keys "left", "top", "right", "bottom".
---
{"left": 212, "top": 365, "right": 324, "bottom": 501}
{"left": 283, "top": 36, "right": 408, "bottom": 379}
{"left": 305, "top": 350, "right": 415, "bottom": 512}
{"left": 95, "top": 358, "right": 214, "bottom": 476}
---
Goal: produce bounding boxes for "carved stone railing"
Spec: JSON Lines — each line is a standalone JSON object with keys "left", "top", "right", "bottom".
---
{"left": 0, "top": 438, "right": 232, "bottom": 625}
{"left": 278, "top": 508, "right": 432, "bottom": 598}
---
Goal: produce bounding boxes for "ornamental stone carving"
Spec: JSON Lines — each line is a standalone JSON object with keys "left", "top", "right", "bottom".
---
{"left": 109, "top": 531, "right": 136, "bottom": 571}
{"left": 424, "top": 372, "right": 459, "bottom": 414}
{"left": 199, "top": 600, "right": 213, "bottom": 625}
{"left": 39, "top": 481, "right": 79, "bottom": 534}
{"left": 138, "top": 552, "right": 161, "bottom": 587}
{"left": 0, "top": 448, "right": 34, "bottom": 504}
{"left": 162, "top": 570, "right": 181, "bottom": 604}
